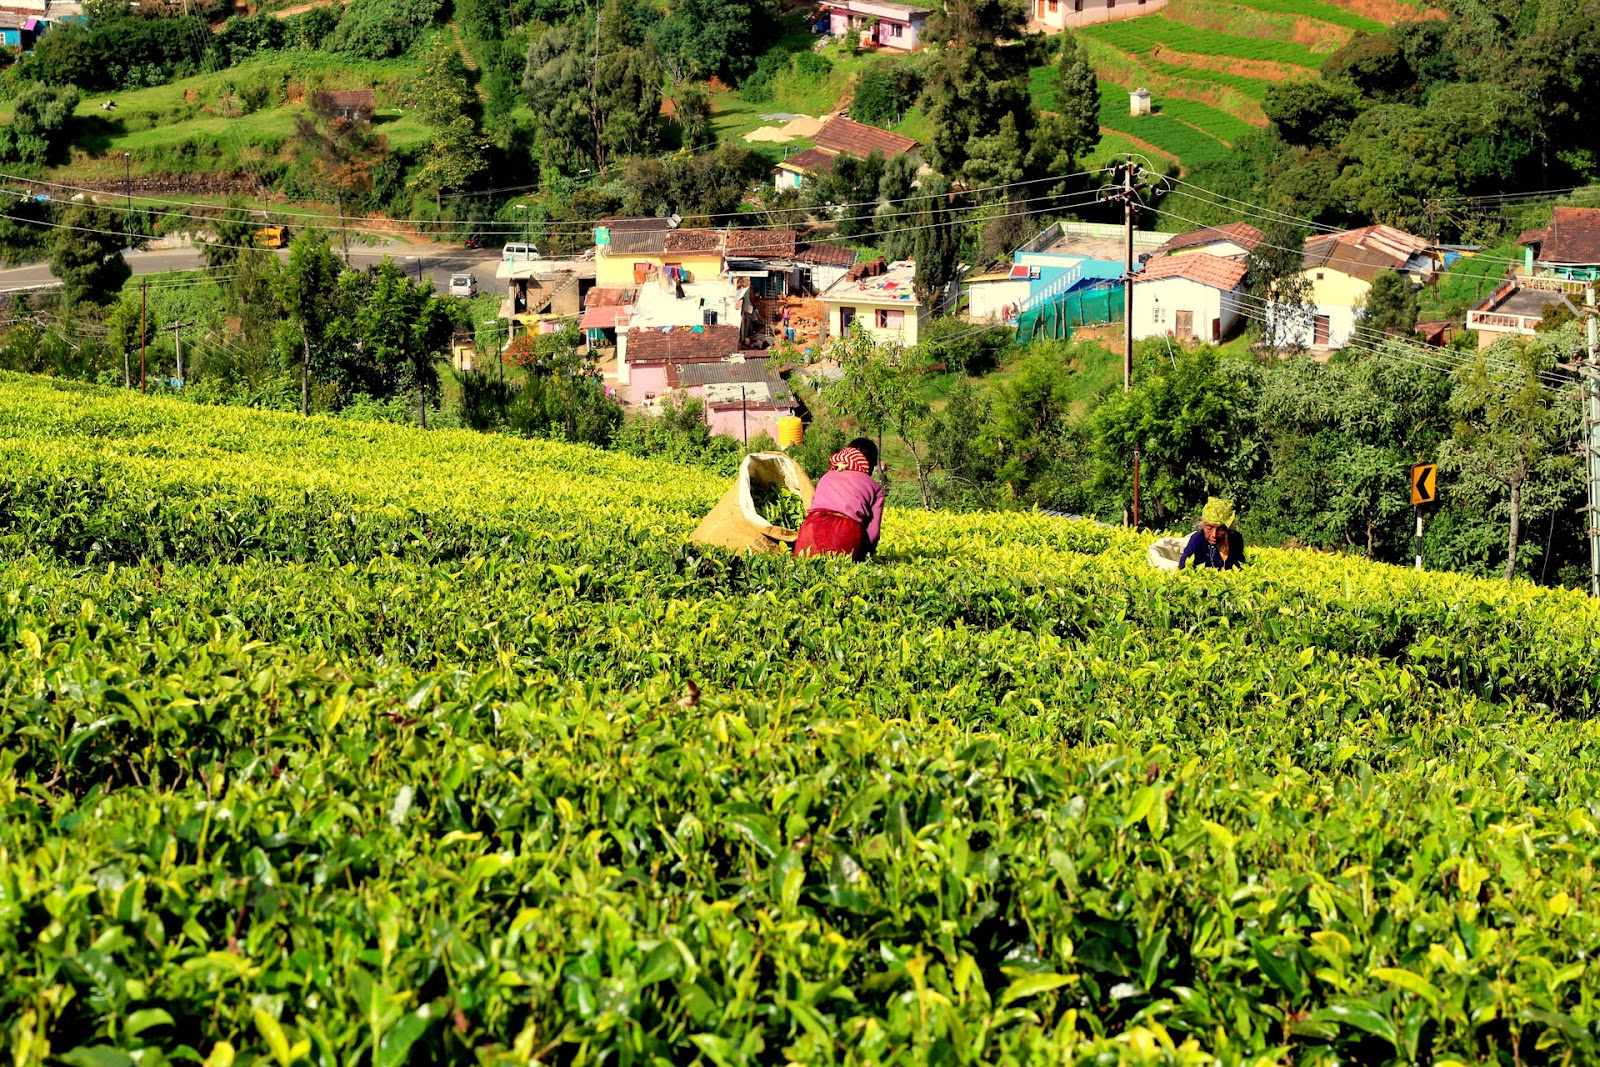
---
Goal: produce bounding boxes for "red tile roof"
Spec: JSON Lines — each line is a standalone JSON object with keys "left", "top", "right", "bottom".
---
{"left": 624, "top": 324, "right": 745, "bottom": 363}
{"left": 1538, "top": 207, "right": 1600, "bottom": 266}
{"left": 812, "top": 117, "right": 919, "bottom": 160}
{"left": 1134, "top": 252, "right": 1248, "bottom": 291}
{"left": 777, "top": 148, "right": 838, "bottom": 176}
{"left": 1155, "top": 222, "right": 1263, "bottom": 257}
{"left": 1303, "top": 225, "right": 1428, "bottom": 280}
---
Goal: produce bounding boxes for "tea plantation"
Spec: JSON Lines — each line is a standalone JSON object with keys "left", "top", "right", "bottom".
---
{"left": 3, "top": 373, "right": 1600, "bottom": 1065}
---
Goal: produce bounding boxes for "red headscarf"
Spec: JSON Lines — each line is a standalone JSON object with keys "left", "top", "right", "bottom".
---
{"left": 830, "top": 446, "right": 871, "bottom": 474}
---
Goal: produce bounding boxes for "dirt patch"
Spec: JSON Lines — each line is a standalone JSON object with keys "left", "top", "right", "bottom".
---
{"left": 781, "top": 116, "right": 822, "bottom": 138}
{"left": 1329, "top": 0, "right": 1445, "bottom": 20}
{"left": 745, "top": 126, "right": 793, "bottom": 143}
{"left": 270, "top": 0, "right": 351, "bottom": 18}
{"left": 1149, "top": 45, "right": 1305, "bottom": 83}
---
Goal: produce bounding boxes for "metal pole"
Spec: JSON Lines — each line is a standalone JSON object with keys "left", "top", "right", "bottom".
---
{"left": 1123, "top": 160, "right": 1135, "bottom": 394}
{"left": 1123, "top": 160, "right": 1140, "bottom": 527}
{"left": 139, "top": 279, "right": 147, "bottom": 394}
{"left": 1586, "top": 283, "right": 1599, "bottom": 597}
{"left": 1132, "top": 449, "right": 1141, "bottom": 530}
{"left": 123, "top": 152, "right": 131, "bottom": 213}
{"left": 741, "top": 385, "right": 748, "bottom": 443}
{"left": 1415, "top": 505, "right": 1423, "bottom": 572}
{"left": 174, "top": 321, "right": 182, "bottom": 384}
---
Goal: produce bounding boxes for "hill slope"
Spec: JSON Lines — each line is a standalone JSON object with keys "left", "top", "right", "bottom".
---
{"left": 3, "top": 374, "right": 1599, "bottom": 1063}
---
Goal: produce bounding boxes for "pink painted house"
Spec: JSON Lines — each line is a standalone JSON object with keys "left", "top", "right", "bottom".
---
{"left": 668, "top": 357, "right": 796, "bottom": 443}
{"left": 1029, "top": 0, "right": 1166, "bottom": 33}
{"left": 817, "top": 0, "right": 930, "bottom": 51}
{"left": 617, "top": 324, "right": 746, "bottom": 407}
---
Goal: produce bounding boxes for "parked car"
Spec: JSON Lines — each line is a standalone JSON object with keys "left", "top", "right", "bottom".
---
{"left": 501, "top": 242, "right": 540, "bottom": 262}
{"left": 448, "top": 273, "right": 477, "bottom": 298}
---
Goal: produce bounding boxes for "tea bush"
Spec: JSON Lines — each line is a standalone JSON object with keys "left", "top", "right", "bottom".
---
{"left": 2, "top": 374, "right": 1599, "bottom": 1065}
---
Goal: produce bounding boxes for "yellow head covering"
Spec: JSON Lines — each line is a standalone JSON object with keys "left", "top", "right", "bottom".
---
{"left": 1201, "top": 497, "right": 1236, "bottom": 527}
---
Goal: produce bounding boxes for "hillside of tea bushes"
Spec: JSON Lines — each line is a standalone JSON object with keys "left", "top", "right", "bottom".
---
{"left": 3, "top": 372, "right": 1600, "bottom": 1065}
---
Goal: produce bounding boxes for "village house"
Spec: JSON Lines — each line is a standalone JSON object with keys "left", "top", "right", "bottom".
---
{"left": 1151, "top": 222, "right": 1263, "bottom": 261}
{"left": 965, "top": 219, "right": 1160, "bottom": 339}
{"left": 323, "top": 89, "right": 374, "bottom": 122}
{"left": 667, "top": 357, "right": 797, "bottom": 442}
{"left": 820, "top": 258, "right": 928, "bottom": 346}
{"left": 773, "top": 117, "right": 919, "bottom": 192}
{"left": 815, "top": 0, "right": 930, "bottom": 51}
{"left": 1465, "top": 207, "right": 1599, "bottom": 348}
{"left": 616, "top": 324, "right": 746, "bottom": 406}
{"left": 1130, "top": 252, "right": 1248, "bottom": 343}
{"left": 1029, "top": 0, "right": 1166, "bottom": 34}
{"left": 1267, "top": 224, "right": 1433, "bottom": 349}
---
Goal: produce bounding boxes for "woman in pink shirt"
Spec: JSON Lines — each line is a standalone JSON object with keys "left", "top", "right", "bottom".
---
{"left": 793, "top": 438, "right": 886, "bottom": 561}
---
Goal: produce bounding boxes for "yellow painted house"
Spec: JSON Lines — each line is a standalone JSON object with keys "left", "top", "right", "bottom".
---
{"left": 820, "top": 259, "right": 927, "bottom": 347}
{"left": 1268, "top": 225, "right": 1433, "bottom": 348}
{"left": 591, "top": 222, "right": 724, "bottom": 289}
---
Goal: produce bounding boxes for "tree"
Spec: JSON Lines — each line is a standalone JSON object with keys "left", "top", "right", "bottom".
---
{"left": 650, "top": 0, "right": 765, "bottom": 82}
{"left": 410, "top": 42, "right": 489, "bottom": 210}
{"left": 275, "top": 229, "right": 342, "bottom": 416}
{"left": 1248, "top": 221, "right": 1314, "bottom": 350}
{"left": 912, "top": 176, "right": 959, "bottom": 309}
{"left": 1033, "top": 33, "right": 1099, "bottom": 174}
{"left": 922, "top": 0, "right": 1033, "bottom": 179}
{"left": 1263, "top": 79, "right": 1361, "bottom": 148}
{"left": 1360, "top": 269, "right": 1419, "bottom": 337}
{"left": 351, "top": 260, "right": 455, "bottom": 427}
{"left": 1440, "top": 336, "right": 1578, "bottom": 581}
{"left": 1089, "top": 344, "right": 1264, "bottom": 525}
{"left": 816, "top": 326, "right": 935, "bottom": 506}
{"left": 524, "top": 23, "right": 594, "bottom": 173}
{"left": 293, "top": 92, "right": 389, "bottom": 262}
{"left": 0, "top": 84, "right": 80, "bottom": 167}
{"left": 50, "top": 205, "right": 130, "bottom": 309}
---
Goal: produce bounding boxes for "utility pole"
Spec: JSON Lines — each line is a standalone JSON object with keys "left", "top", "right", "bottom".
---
{"left": 139, "top": 279, "right": 147, "bottom": 395}
{"left": 164, "top": 321, "right": 191, "bottom": 385}
{"left": 123, "top": 152, "right": 131, "bottom": 213}
{"left": 1585, "top": 282, "right": 1599, "bottom": 597}
{"left": 1116, "top": 158, "right": 1142, "bottom": 527}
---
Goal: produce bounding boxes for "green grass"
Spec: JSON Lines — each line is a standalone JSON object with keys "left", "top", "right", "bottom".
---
{"left": 711, "top": 30, "right": 886, "bottom": 145}
{"left": 0, "top": 47, "right": 430, "bottom": 178}
{"left": 1418, "top": 241, "right": 1521, "bottom": 321}
{"left": 1154, "top": 97, "right": 1260, "bottom": 146}
{"left": 1217, "top": 0, "right": 1384, "bottom": 33}
{"left": 1081, "top": 17, "right": 1324, "bottom": 68}
{"left": 1097, "top": 85, "right": 1232, "bottom": 168}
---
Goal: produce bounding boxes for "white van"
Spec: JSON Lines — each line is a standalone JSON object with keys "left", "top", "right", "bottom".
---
{"left": 448, "top": 273, "right": 476, "bottom": 297}
{"left": 501, "top": 243, "right": 541, "bottom": 262}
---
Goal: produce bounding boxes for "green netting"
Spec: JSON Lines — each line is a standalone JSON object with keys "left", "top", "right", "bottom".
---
{"left": 1016, "top": 285, "right": 1124, "bottom": 343}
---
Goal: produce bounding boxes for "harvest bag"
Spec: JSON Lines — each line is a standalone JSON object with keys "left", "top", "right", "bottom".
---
{"left": 1147, "top": 536, "right": 1186, "bottom": 571}
{"left": 690, "top": 452, "right": 816, "bottom": 554}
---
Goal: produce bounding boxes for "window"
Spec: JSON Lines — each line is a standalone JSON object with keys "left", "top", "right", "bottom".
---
{"left": 703, "top": 310, "right": 718, "bottom": 326}
{"left": 840, "top": 307, "right": 856, "bottom": 329}
{"left": 1074, "top": 0, "right": 1083, "bottom": 9}
{"left": 1315, "top": 272, "right": 1325, "bottom": 280}
{"left": 1152, "top": 306, "right": 1166, "bottom": 324}
{"left": 887, "top": 21, "right": 903, "bottom": 35}
{"left": 876, "top": 309, "right": 905, "bottom": 329}
{"left": 1047, "top": 0, "right": 1058, "bottom": 10}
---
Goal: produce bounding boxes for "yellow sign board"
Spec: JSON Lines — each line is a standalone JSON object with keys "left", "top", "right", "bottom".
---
{"left": 1410, "top": 463, "right": 1438, "bottom": 506}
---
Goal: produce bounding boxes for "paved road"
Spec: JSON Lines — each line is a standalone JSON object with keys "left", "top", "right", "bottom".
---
{"left": 0, "top": 242, "right": 506, "bottom": 298}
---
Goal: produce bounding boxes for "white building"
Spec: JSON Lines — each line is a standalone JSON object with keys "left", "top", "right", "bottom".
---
{"left": 1130, "top": 253, "right": 1247, "bottom": 343}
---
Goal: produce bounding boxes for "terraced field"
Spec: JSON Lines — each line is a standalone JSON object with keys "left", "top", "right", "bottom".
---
{"left": 1072, "top": 0, "right": 1392, "bottom": 171}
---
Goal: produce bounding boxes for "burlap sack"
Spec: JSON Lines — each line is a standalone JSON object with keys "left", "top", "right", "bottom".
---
{"left": 691, "top": 452, "right": 816, "bottom": 554}
{"left": 1147, "top": 536, "right": 1186, "bottom": 571}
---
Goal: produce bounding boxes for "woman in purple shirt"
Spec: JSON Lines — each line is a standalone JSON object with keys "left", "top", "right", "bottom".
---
{"left": 793, "top": 438, "right": 887, "bottom": 561}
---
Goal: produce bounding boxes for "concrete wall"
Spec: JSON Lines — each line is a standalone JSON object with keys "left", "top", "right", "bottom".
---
{"left": 827, "top": 301, "right": 927, "bottom": 346}
{"left": 967, "top": 278, "right": 1030, "bottom": 322}
{"left": 1031, "top": 0, "right": 1167, "bottom": 32}
{"left": 595, "top": 250, "right": 724, "bottom": 290}
{"left": 708, "top": 405, "right": 791, "bottom": 442}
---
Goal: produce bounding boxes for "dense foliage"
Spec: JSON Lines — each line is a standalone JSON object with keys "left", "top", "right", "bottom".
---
{"left": 2, "top": 376, "right": 1599, "bottom": 1065}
